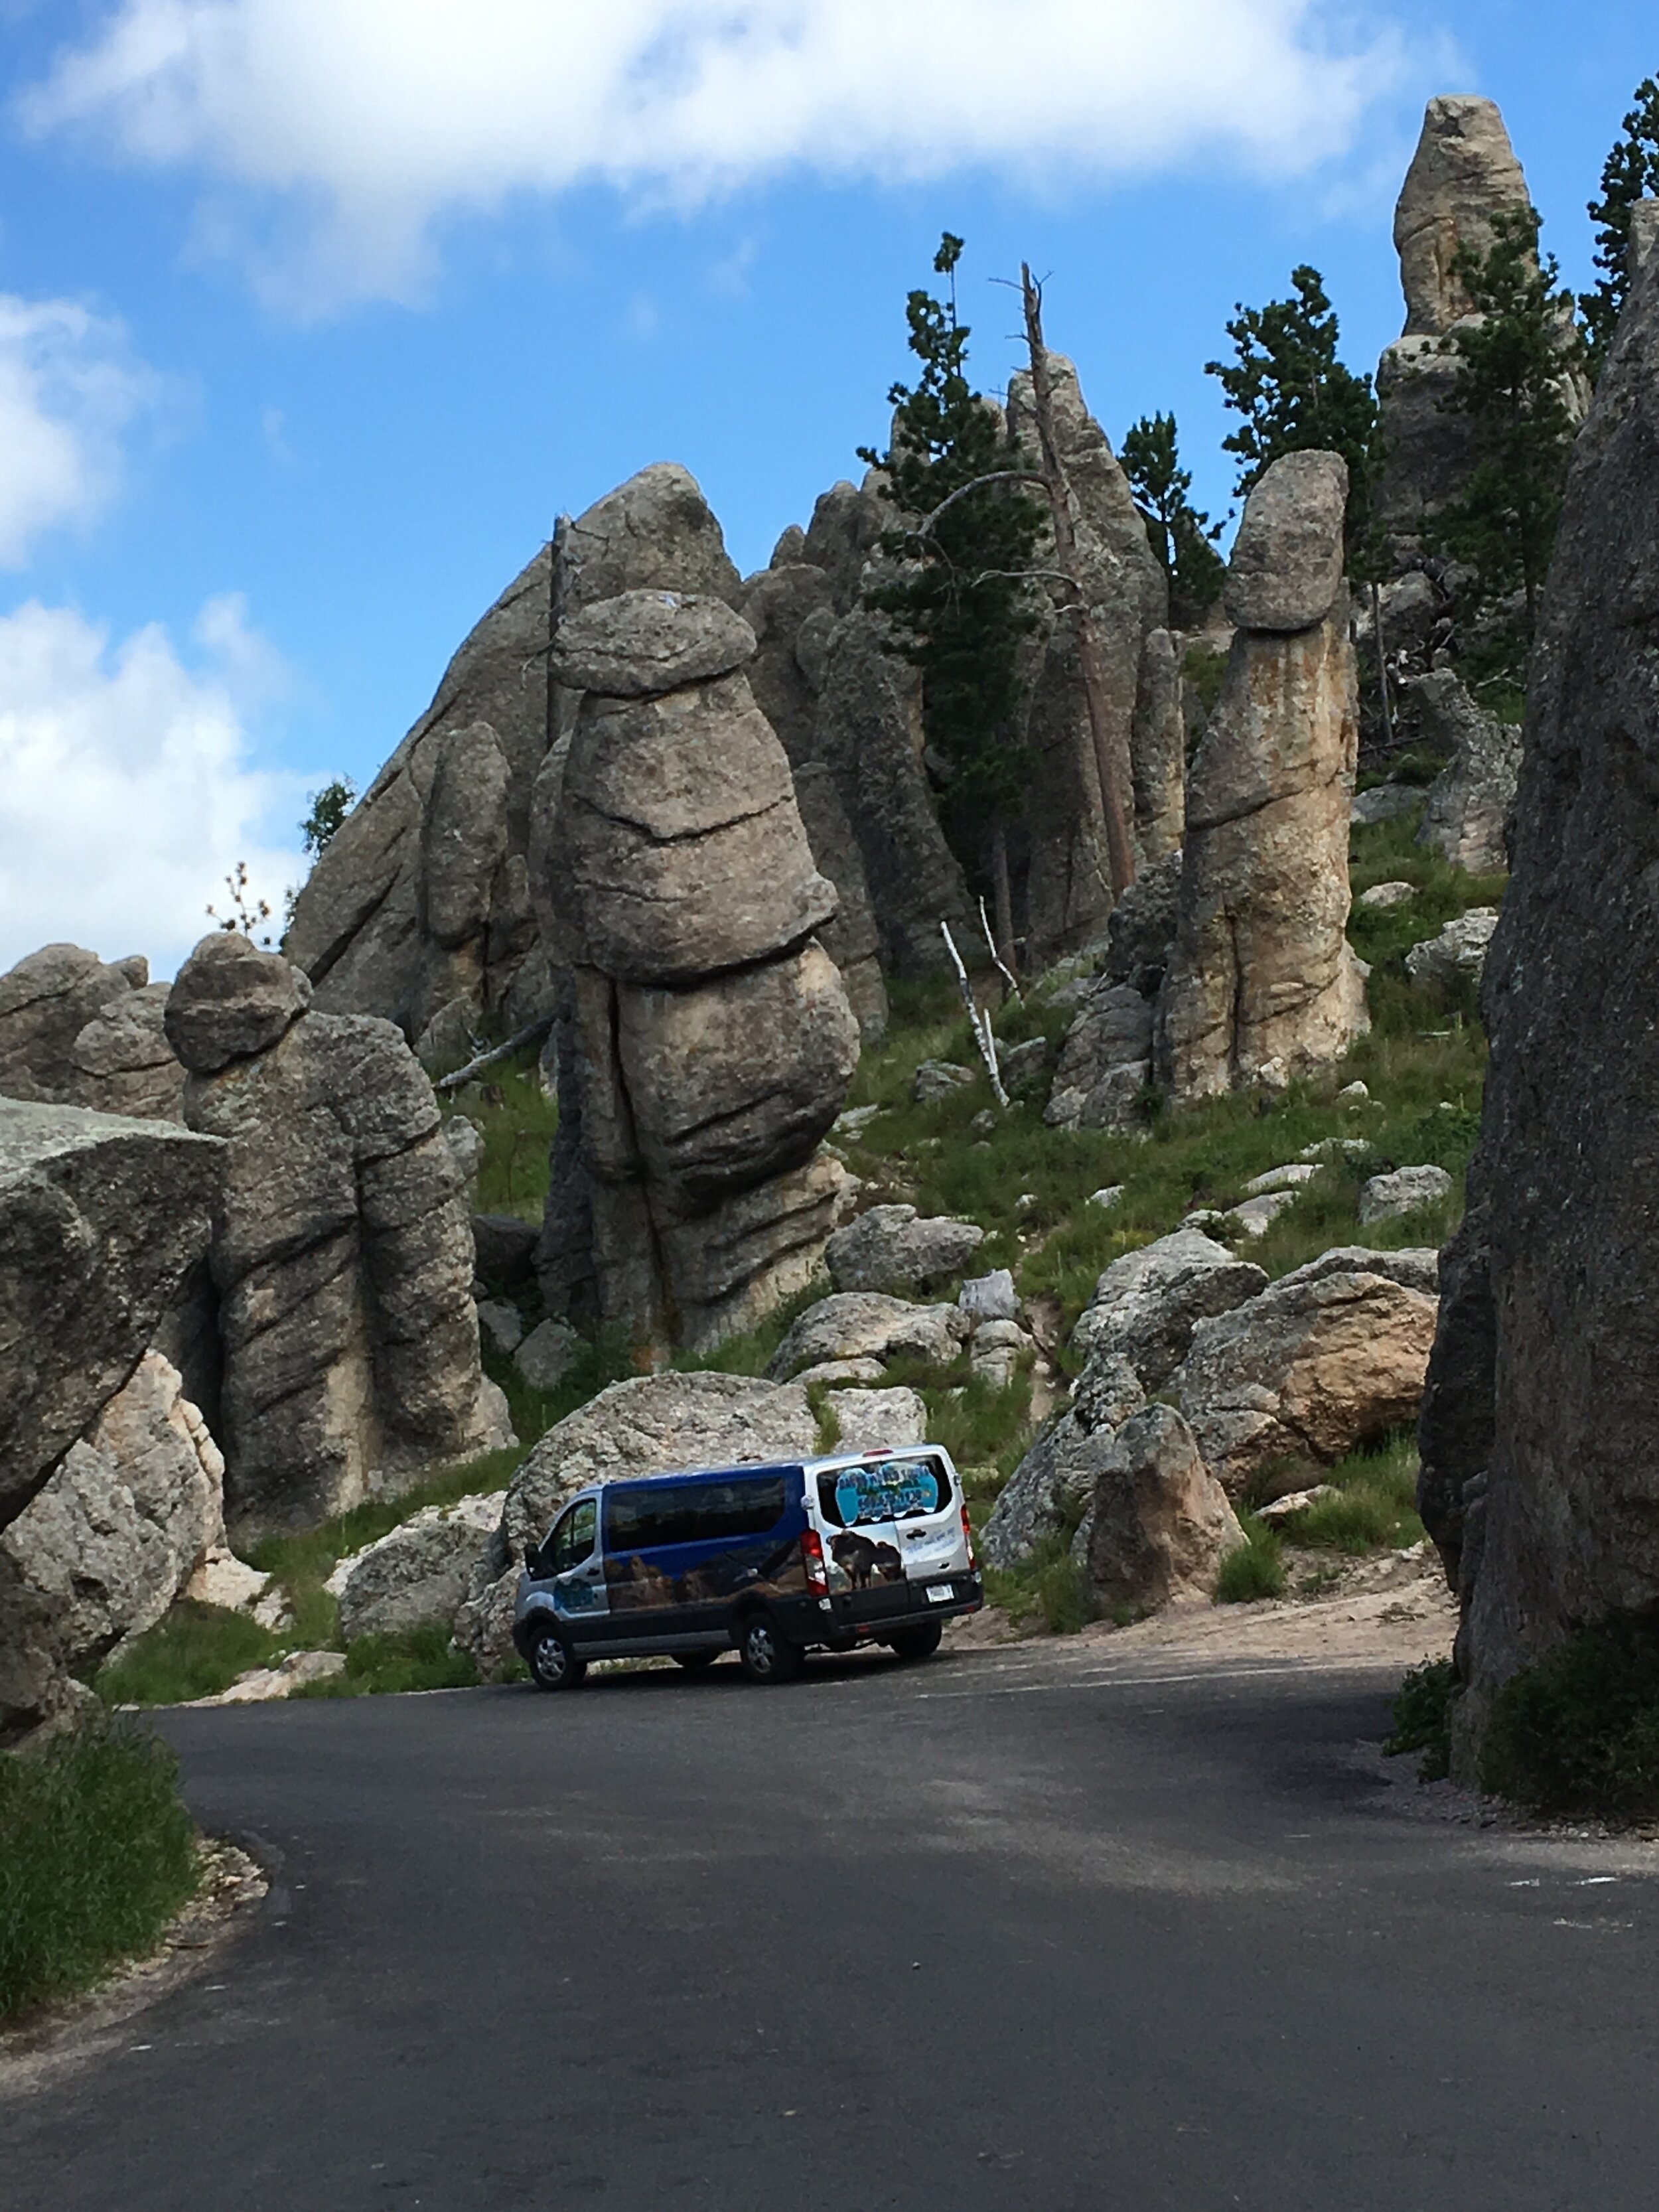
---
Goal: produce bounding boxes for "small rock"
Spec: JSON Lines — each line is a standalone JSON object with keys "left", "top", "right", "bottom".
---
{"left": 970, "top": 1318, "right": 1031, "bottom": 1390}
{"left": 1358, "top": 880, "right": 1416, "bottom": 911}
{"left": 185, "top": 1548, "right": 270, "bottom": 1614}
{"left": 476, "top": 1299, "right": 526, "bottom": 1357}
{"left": 825, "top": 1204, "right": 984, "bottom": 1295}
{"left": 767, "top": 1293, "right": 970, "bottom": 1382}
{"left": 1000, "top": 1036, "right": 1051, "bottom": 1096}
{"left": 1242, "top": 1163, "right": 1319, "bottom": 1196}
{"left": 793, "top": 1358, "right": 887, "bottom": 1387}
{"left": 1255, "top": 1484, "right": 1340, "bottom": 1525}
{"left": 960, "top": 1270, "right": 1019, "bottom": 1324}
{"left": 831, "top": 1103, "right": 885, "bottom": 1138}
{"left": 441, "top": 1116, "right": 484, "bottom": 1190}
{"left": 1225, "top": 1191, "right": 1299, "bottom": 1239}
{"left": 1338, "top": 1079, "right": 1370, "bottom": 1102}
{"left": 913, "top": 1060, "right": 975, "bottom": 1104}
{"left": 194, "top": 1650, "right": 346, "bottom": 1706}
{"left": 830, "top": 1387, "right": 928, "bottom": 1452}
{"left": 1350, "top": 786, "right": 1422, "bottom": 828}
{"left": 513, "top": 1319, "right": 580, "bottom": 1393}
{"left": 1358, "top": 1165, "right": 1454, "bottom": 1224}
{"left": 1300, "top": 1137, "right": 1372, "bottom": 1161}
{"left": 1088, "top": 1185, "right": 1126, "bottom": 1210}
{"left": 1405, "top": 907, "right": 1500, "bottom": 992}
{"left": 969, "top": 1109, "right": 997, "bottom": 1138}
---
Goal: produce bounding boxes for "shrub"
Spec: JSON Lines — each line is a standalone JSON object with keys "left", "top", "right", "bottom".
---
{"left": 983, "top": 1534, "right": 1098, "bottom": 1635}
{"left": 95, "top": 1601, "right": 283, "bottom": 1709}
{"left": 0, "top": 1724, "right": 198, "bottom": 2022}
{"left": 1386, "top": 1658, "right": 1457, "bottom": 1780}
{"left": 1215, "top": 1520, "right": 1286, "bottom": 1603}
{"left": 1480, "top": 1618, "right": 1659, "bottom": 1824}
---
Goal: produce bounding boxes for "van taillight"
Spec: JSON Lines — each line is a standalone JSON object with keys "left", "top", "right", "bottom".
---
{"left": 960, "top": 1503, "right": 978, "bottom": 1570}
{"left": 802, "top": 1528, "right": 829, "bottom": 1596}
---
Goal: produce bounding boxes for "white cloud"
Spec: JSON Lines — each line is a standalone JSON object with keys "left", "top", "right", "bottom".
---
{"left": 0, "top": 295, "right": 158, "bottom": 563}
{"left": 23, "top": 0, "right": 1411, "bottom": 308}
{"left": 0, "top": 595, "right": 304, "bottom": 977}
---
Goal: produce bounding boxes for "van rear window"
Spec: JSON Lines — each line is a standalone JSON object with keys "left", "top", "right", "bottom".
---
{"left": 817, "top": 1454, "right": 951, "bottom": 1529}
{"left": 606, "top": 1475, "right": 787, "bottom": 1552}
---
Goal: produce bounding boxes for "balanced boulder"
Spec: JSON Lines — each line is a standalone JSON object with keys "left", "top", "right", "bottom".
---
{"left": 1085, "top": 1405, "right": 1244, "bottom": 1613}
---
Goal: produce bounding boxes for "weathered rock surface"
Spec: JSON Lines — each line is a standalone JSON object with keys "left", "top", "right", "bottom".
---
{"left": 331, "top": 1491, "right": 506, "bottom": 1645}
{"left": 0, "top": 1352, "right": 226, "bottom": 1744}
{"left": 1358, "top": 1165, "right": 1454, "bottom": 1224}
{"left": 472, "top": 1212, "right": 540, "bottom": 1286}
{"left": 1102, "top": 849, "right": 1183, "bottom": 997}
{"left": 1157, "top": 453, "right": 1366, "bottom": 1100}
{"left": 766, "top": 1293, "right": 970, "bottom": 1382}
{"left": 1411, "top": 672, "right": 1520, "bottom": 873}
{"left": 0, "top": 944, "right": 148, "bottom": 1102}
{"left": 825, "top": 1205, "right": 984, "bottom": 1295}
{"left": 1417, "top": 237, "right": 1659, "bottom": 1751}
{"left": 981, "top": 1352, "right": 1145, "bottom": 1568}
{"left": 0, "top": 1100, "right": 221, "bottom": 1534}
{"left": 829, "top": 1386, "right": 927, "bottom": 1453}
{"left": 65, "top": 984, "right": 186, "bottom": 1121}
{"left": 1007, "top": 354, "right": 1169, "bottom": 964}
{"left": 913, "top": 1059, "right": 975, "bottom": 1104}
{"left": 1174, "top": 1260, "right": 1439, "bottom": 1496}
{"left": 169, "top": 936, "right": 511, "bottom": 1536}
{"left": 513, "top": 1318, "right": 578, "bottom": 1393}
{"left": 1350, "top": 785, "right": 1422, "bottom": 827}
{"left": 539, "top": 567, "right": 860, "bottom": 1353}
{"left": 1044, "top": 982, "right": 1153, "bottom": 1132}
{"left": 1071, "top": 1230, "right": 1267, "bottom": 1386}
{"left": 1404, "top": 907, "right": 1499, "bottom": 990}
{"left": 550, "top": 590, "right": 754, "bottom": 698}
{"left": 1086, "top": 1404, "right": 1244, "bottom": 1612}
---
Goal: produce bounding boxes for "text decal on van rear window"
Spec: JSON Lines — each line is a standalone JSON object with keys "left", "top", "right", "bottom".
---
{"left": 832, "top": 1457, "right": 944, "bottom": 1528}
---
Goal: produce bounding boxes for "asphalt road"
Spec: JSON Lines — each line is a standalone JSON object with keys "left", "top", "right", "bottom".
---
{"left": 6, "top": 1640, "right": 1659, "bottom": 2211}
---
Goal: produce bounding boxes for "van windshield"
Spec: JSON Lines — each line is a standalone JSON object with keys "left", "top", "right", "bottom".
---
{"left": 817, "top": 1453, "right": 951, "bottom": 1529}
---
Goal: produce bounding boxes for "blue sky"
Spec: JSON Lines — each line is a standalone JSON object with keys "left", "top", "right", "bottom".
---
{"left": 0, "top": 0, "right": 1652, "bottom": 972}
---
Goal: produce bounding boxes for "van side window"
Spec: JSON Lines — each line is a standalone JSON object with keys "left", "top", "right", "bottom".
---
{"left": 547, "top": 1497, "right": 597, "bottom": 1574}
{"left": 607, "top": 1476, "right": 786, "bottom": 1552}
{"left": 817, "top": 1454, "right": 951, "bottom": 1528}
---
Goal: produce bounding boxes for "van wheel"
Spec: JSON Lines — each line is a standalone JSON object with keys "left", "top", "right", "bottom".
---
{"left": 526, "top": 1626, "right": 586, "bottom": 1691}
{"left": 737, "top": 1615, "right": 804, "bottom": 1685}
{"left": 674, "top": 1651, "right": 720, "bottom": 1671}
{"left": 889, "top": 1623, "right": 943, "bottom": 1662}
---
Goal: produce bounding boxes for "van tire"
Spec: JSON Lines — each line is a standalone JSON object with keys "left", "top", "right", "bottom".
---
{"left": 526, "top": 1626, "right": 586, "bottom": 1691}
{"left": 737, "top": 1614, "right": 804, "bottom": 1686}
{"left": 888, "top": 1623, "right": 944, "bottom": 1662}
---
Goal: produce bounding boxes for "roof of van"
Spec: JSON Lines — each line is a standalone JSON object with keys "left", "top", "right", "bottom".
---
{"left": 590, "top": 1444, "right": 946, "bottom": 1497}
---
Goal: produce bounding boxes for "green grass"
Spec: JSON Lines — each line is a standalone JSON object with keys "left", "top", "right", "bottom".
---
{"left": 94, "top": 1601, "right": 285, "bottom": 1708}
{"left": 0, "top": 1724, "right": 199, "bottom": 2023}
{"left": 290, "top": 1624, "right": 488, "bottom": 1698}
{"left": 1386, "top": 1658, "right": 1456, "bottom": 1781}
{"left": 441, "top": 1051, "right": 559, "bottom": 1221}
{"left": 1214, "top": 1517, "right": 1287, "bottom": 1603}
{"left": 1480, "top": 1618, "right": 1659, "bottom": 1824}
{"left": 983, "top": 1533, "right": 1098, "bottom": 1635}
{"left": 1263, "top": 1430, "right": 1426, "bottom": 1556}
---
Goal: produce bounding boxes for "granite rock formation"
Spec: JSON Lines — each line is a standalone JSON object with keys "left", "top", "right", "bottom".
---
{"left": 1085, "top": 1404, "right": 1244, "bottom": 1612}
{"left": 0, "top": 1100, "right": 221, "bottom": 1535}
{"left": 981, "top": 1351, "right": 1145, "bottom": 1568}
{"left": 1415, "top": 229, "right": 1659, "bottom": 1757}
{"left": 0, "top": 1351, "right": 227, "bottom": 1743}
{"left": 167, "top": 933, "right": 511, "bottom": 1536}
{"left": 1071, "top": 1229, "right": 1267, "bottom": 1386}
{"left": 1156, "top": 452, "right": 1367, "bottom": 1100}
{"left": 0, "top": 944, "right": 185, "bottom": 1121}
{"left": 538, "top": 588, "right": 861, "bottom": 1353}
{"left": 1411, "top": 670, "right": 1520, "bottom": 873}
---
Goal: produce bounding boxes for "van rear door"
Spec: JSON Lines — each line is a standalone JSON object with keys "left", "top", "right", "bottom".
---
{"left": 812, "top": 1450, "right": 968, "bottom": 1615}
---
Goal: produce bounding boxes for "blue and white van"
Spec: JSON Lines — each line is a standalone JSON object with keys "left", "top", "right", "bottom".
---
{"left": 512, "top": 1443, "right": 982, "bottom": 1688}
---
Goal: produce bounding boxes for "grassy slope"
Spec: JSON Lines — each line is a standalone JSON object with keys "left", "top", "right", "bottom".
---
{"left": 107, "top": 810, "right": 1500, "bottom": 1694}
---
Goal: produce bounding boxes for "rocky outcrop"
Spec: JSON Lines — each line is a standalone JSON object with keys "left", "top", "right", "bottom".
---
{"left": 1007, "top": 355, "right": 1171, "bottom": 964}
{"left": 1071, "top": 1230, "right": 1267, "bottom": 1386}
{"left": 1155, "top": 452, "right": 1367, "bottom": 1100}
{"left": 1358, "top": 1165, "right": 1454, "bottom": 1224}
{"left": 1044, "top": 982, "right": 1153, "bottom": 1132}
{"left": 1411, "top": 672, "right": 1520, "bottom": 873}
{"left": 286, "top": 464, "right": 745, "bottom": 1058}
{"left": 824, "top": 1205, "right": 984, "bottom": 1295}
{"left": 1405, "top": 908, "right": 1499, "bottom": 991}
{"left": 0, "top": 945, "right": 184, "bottom": 1120}
{"left": 1085, "top": 1404, "right": 1244, "bottom": 1613}
{"left": 330, "top": 1490, "right": 506, "bottom": 1645}
{"left": 766, "top": 1293, "right": 970, "bottom": 1382}
{"left": 538, "top": 588, "right": 860, "bottom": 1353}
{"left": 1376, "top": 98, "right": 1584, "bottom": 555}
{"left": 0, "top": 1351, "right": 226, "bottom": 1742}
{"left": 982, "top": 1351, "right": 1145, "bottom": 1568}
{"left": 0, "top": 1100, "right": 221, "bottom": 1534}
{"left": 1173, "top": 1256, "right": 1439, "bottom": 1497}
{"left": 167, "top": 933, "right": 511, "bottom": 1537}
{"left": 1417, "top": 229, "right": 1659, "bottom": 1752}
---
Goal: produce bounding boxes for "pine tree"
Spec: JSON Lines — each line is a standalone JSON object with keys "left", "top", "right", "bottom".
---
{"left": 859, "top": 234, "right": 1045, "bottom": 954}
{"left": 1120, "top": 411, "right": 1226, "bottom": 626}
{"left": 1205, "top": 265, "right": 1380, "bottom": 563}
{"left": 301, "top": 778, "right": 356, "bottom": 858}
{"left": 1581, "top": 77, "right": 1659, "bottom": 374}
{"left": 1431, "top": 205, "right": 1585, "bottom": 640}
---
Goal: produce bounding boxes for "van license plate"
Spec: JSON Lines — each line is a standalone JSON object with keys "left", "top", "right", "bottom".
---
{"left": 926, "top": 1583, "right": 954, "bottom": 1603}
